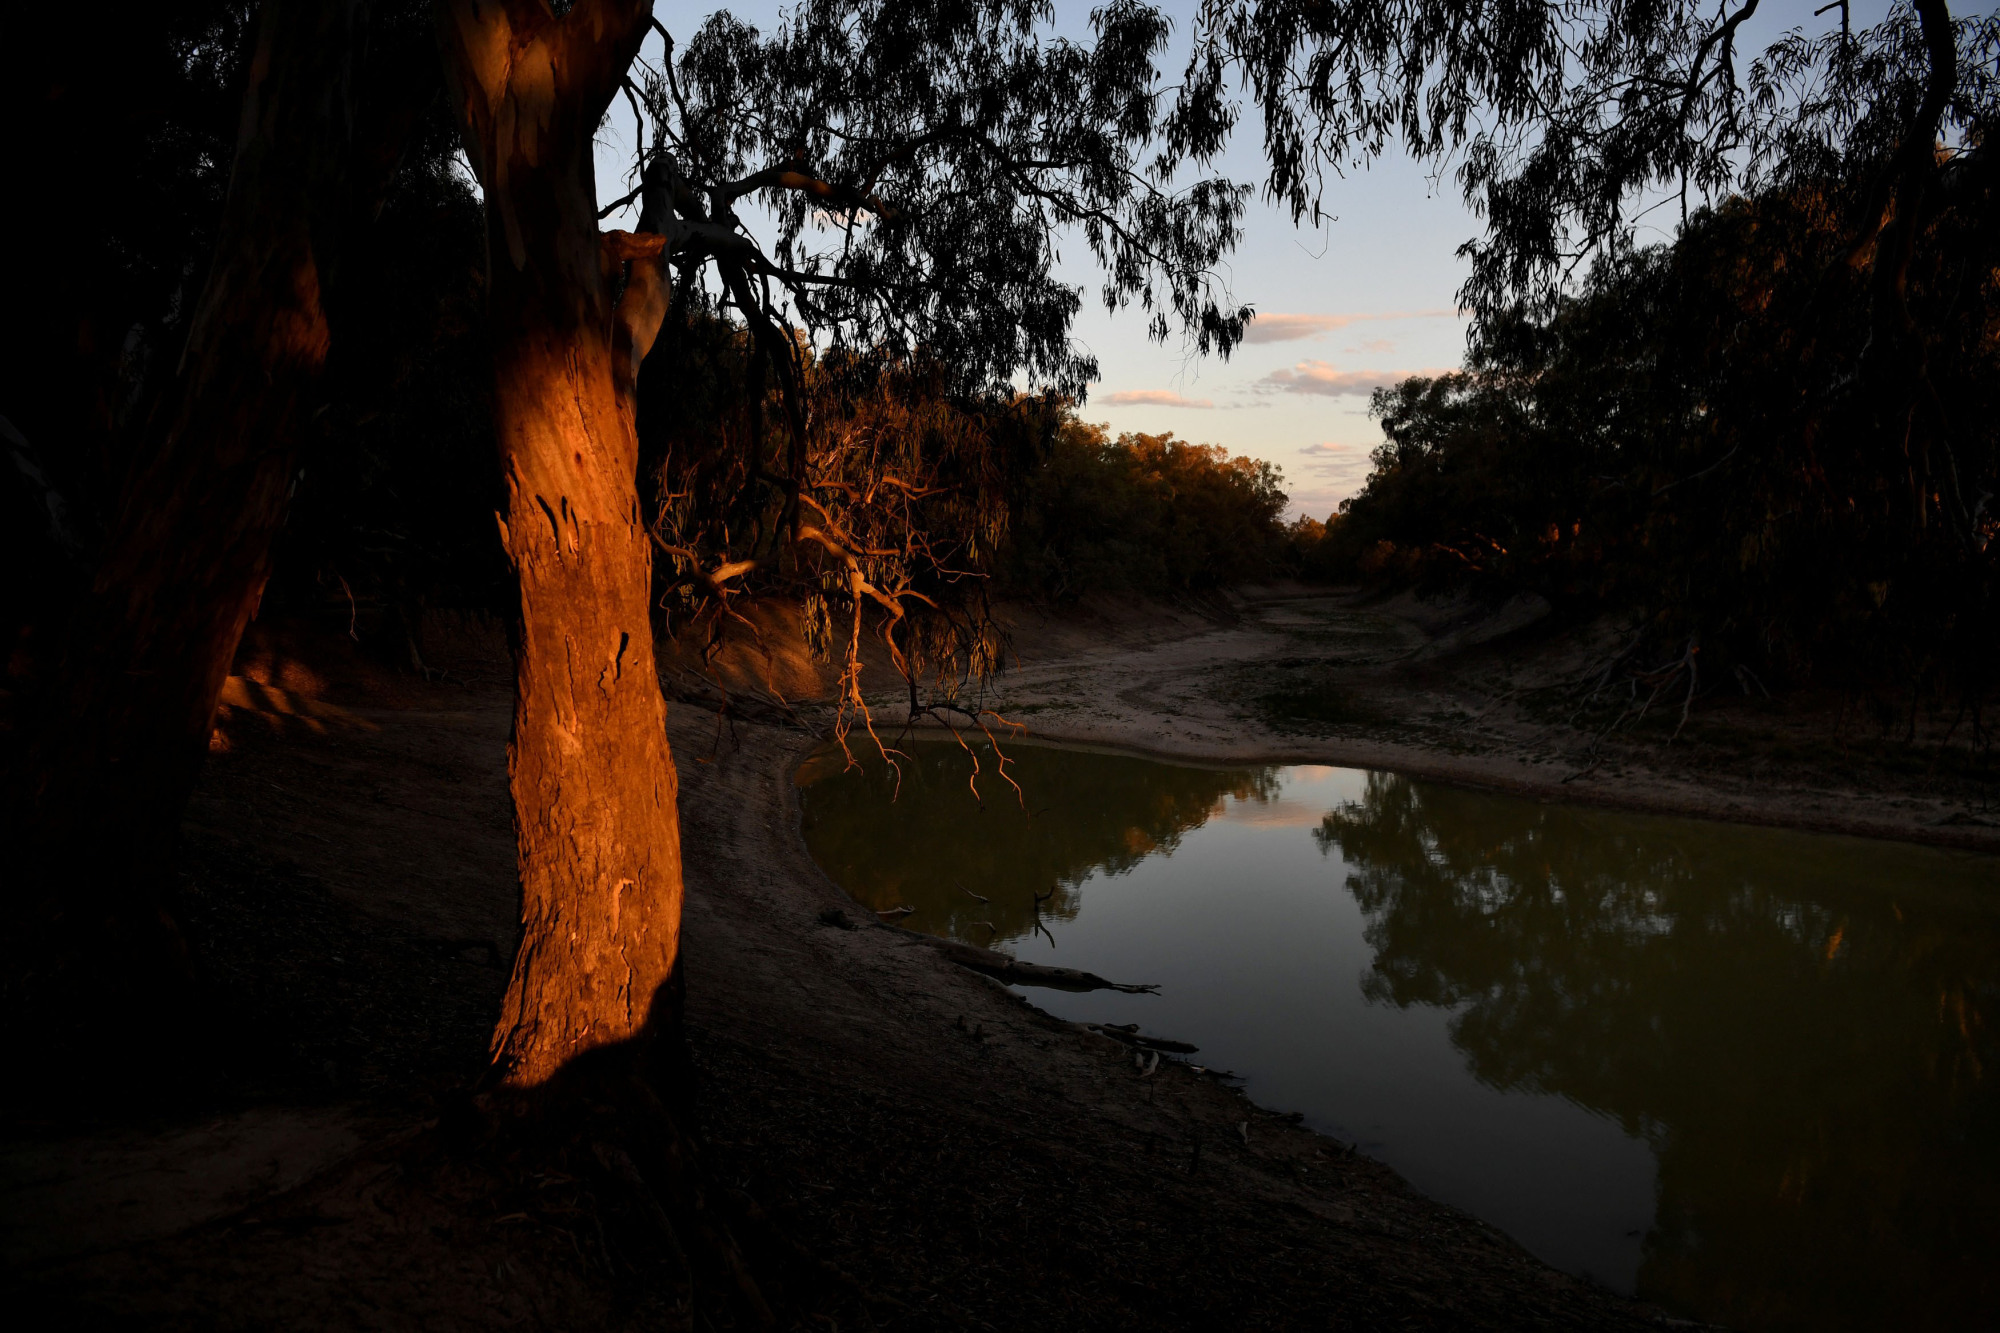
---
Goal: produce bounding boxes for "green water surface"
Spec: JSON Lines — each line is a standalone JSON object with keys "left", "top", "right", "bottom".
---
{"left": 797, "top": 740, "right": 2000, "bottom": 1332}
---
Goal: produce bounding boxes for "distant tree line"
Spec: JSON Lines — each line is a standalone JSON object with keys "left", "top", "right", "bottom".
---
{"left": 284, "top": 290, "right": 1294, "bottom": 681}
{"left": 1005, "top": 423, "right": 1288, "bottom": 600}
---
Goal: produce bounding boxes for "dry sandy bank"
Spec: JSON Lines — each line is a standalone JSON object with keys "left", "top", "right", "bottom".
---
{"left": 951, "top": 586, "right": 1999, "bottom": 854}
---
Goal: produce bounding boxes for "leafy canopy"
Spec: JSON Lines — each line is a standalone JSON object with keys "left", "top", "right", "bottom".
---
{"left": 1174, "top": 0, "right": 1991, "bottom": 317}
{"left": 626, "top": 0, "right": 1252, "bottom": 403}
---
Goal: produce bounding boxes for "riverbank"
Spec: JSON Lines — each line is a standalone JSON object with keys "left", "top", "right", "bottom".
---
{"left": 959, "top": 585, "right": 1999, "bottom": 854}
{"left": 3, "top": 607, "right": 1690, "bottom": 1329}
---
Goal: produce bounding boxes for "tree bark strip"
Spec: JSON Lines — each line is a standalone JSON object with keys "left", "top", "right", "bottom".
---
{"left": 434, "top": 0, "right": 684, "bottom": 1087}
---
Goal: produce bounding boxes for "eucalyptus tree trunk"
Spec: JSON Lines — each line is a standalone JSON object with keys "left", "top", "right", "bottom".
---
{"left": 434, "top": 0, "right": 684, "bottom": 1088}
{"left": 3, "top": 0, "right": 362, "bottom": 1049}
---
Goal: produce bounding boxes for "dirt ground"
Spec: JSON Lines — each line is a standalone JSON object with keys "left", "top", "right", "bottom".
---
{"left": 15, "top": 585, "right": 1980, "bottom": 1329}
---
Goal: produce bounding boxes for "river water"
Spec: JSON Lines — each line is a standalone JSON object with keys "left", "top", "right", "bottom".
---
{"left": 797, "top": 738, "right": 2000, "bottom": 1332}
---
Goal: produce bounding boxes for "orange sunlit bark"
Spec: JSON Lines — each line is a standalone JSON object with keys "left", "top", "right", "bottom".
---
{"left": 434, "top": 0, "right": 684, "bottom": 1086}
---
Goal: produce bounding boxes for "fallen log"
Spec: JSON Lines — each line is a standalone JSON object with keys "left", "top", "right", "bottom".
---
{"left": 885, "top": 926, "right": 1159, "bottom": 994}
{"left": 1084, "top": 1022, "right": 1198, "bottom": 1054}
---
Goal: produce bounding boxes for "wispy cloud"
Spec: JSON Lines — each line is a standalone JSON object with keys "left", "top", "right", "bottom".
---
{"left": 1285, "top": 487, "right": 1355, "bottom": 520}
{"left": 1293, "top": 442, "right": 1363, "bottom": 478}
{"left": 1282, "top": 441, "right": 1379, "bottom": 516}
{"left": 1242, "top": 308, "right": 1459, "bottom": 345}
{"left": 1101, "top": 389, "right": 1215, "bottom": 409}
{"left": 1261, "top": 360, "right": 1452, "bottom": 398}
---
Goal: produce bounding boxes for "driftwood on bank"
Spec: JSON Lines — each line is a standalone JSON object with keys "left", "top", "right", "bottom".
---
{"left": 1083, "top": 1022, "right": 1198, "bottom": 1054}
{"left": 884, "top": 926, "right": 1159, "bottom": 994}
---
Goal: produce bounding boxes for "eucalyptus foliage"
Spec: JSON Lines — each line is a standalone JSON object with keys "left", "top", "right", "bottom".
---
{"left": 608, "top": 0, "right": 1271, "bottom": 725}
{"left": 627, "top": 0, "right": 1251, "bottom": 402}
{"left": 1176, "top": 0, "right": 1991, "bottom": 318}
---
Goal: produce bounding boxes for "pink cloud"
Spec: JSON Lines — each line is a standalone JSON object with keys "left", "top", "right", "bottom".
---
{"left": 1261, "top": 360, "right": 1453, "bottom": 398}
{"left": 1101, "top": 389, "right": 1215, "bottom": 409}
{"left": 1241, "top": 308, "right": 1459, "bottom": 345}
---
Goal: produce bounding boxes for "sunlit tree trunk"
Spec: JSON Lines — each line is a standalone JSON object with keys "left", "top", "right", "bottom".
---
{"left": 3, "top": 0, "right": 362, "bottom": 1045}
{"left": 434, "top": 0, "right": 684, "bottom": 1087}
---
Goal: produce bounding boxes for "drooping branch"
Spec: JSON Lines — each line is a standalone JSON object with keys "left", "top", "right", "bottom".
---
{"left": 610, "top": 3, "right": 1257, "bottom": 780}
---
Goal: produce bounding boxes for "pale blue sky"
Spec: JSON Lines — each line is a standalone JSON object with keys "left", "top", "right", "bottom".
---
{"left": 603, "top": 1, "right": 1953, "bottom": 518}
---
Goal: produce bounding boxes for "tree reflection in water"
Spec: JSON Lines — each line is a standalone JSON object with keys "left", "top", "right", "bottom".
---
{"left": 798, "top": 740, "right": 1279, "bottom": 944}
{"left": 1315, "top": 772, "right": 2000, "bottom": 1333}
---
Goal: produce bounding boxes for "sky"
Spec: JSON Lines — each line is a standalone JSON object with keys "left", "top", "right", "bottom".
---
{"left": 595, "top": 0, "right": 1946, "bottom": 519}
{"left": 1059, "top": 153, "right": 1477, "bottom": 522}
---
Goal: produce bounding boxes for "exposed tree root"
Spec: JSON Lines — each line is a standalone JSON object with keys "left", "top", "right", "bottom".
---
{"left": 1560, "top": 631, "right": 1705, "bottom": 772}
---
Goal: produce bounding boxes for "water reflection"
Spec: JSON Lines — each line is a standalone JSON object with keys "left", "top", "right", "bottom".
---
{"left": 800, "top": 743, "right": 2000, "bottom": 1332}
{"left": 1315, "top": 774, "right": 2000, "bottom": 1333}
{"left": 797, "top": 741, "right": 1278, "bottom": 941}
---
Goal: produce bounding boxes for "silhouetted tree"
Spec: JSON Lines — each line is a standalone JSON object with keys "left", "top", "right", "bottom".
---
{"left": 2, "top": 0, "right": 443, "bottom": 1069}
{"left": 1181, "top": 1, "right": 1975, "bottom": 324}
{"left": 1308, "top": 137, "right": 1999, "bottom": 701}
{"left": 1245, "top": 2, "right": 1997, "bottom": 707}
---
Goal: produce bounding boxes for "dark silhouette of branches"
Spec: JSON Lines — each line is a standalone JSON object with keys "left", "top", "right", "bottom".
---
{"left": 601, "top": 1, "right": 1261, "bottom": 758}
{"left": 1176, "top": 1, "right": 1989, "bottom": 322}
